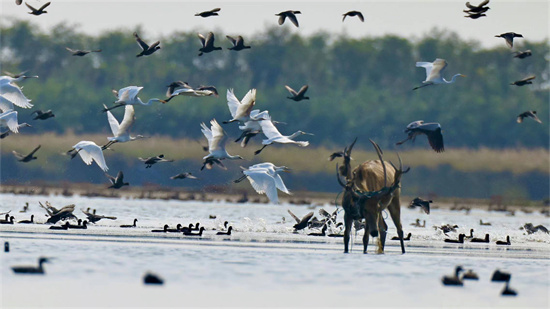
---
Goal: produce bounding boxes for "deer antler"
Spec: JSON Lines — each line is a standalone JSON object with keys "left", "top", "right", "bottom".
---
{"left": 369, "top": 139, "right": 387, "bottom": 188}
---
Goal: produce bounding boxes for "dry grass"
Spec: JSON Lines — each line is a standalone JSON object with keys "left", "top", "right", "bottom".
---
{"left": 1, "top": 133, "right": 548, "bottom": 175}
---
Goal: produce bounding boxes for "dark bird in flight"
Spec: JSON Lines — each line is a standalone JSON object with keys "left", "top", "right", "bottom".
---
{"left": 287, "top": 209, "right": 314, "bottom": 231}
{"left": 31, "top": 109, "right": 55, "bottom": 120}
{"left": 197, "top": 32, "right": 222, "bottom": 56}
{"left": 82, "top": 208, "right": 117, "bottom": 224}
{"left": 226, "top": 35, "right": 251, "bottom": 51}
{"left": 106, "top": 171, "right": 129, "bottom": 189}
{"left": 464, "top": 12, "right": 486, "bottom": 19}
{"left": 513, "top": 50, "right": 532, "bottom": 59}
{"left": 276, "top": 10, "right": 301, "bottom": 27}
{"left": 464, "top": 0, "right": 490, "bottom": 13}
{"left": 196, "top": 85, "right": 219, "bottom": 97}
{"left": 170, "top": 172, "right": 198, "bottom": 180}
{"left": 342, "top": 11, "right": 364, "bottom": 22}
{"left": 409, "top": 197, "right": 431, "bottom": 214}
{"left": 285, "top": 85, "right": 309, "bottom": 101}
{"left": 510, "top": 75, "right": 535, "bottom": 86}
{"left": 495, "top": 32, "right": 523, "bottom": 48}
{"left": 65, "top": 47, "right": 102, "bottom": 56}
{"left": 134, "top": 32, "right": 161, "bottom": 57}
{"left": 12, "top": 145, "right": 41, "bottom": 162}
{"left": 396, "top": 120, "right": 445, "bottom": 153}
{"left": 517, "top": 111, "right": 542, "bottom": 124}
{"left": 25, "top": 2, "right": 50, "bottom": 15}
{"left": 139, "top": 154, "right": 174, "bottom": 168}
{"left": 194, "top": 8, "right": 220, "bottom": 17}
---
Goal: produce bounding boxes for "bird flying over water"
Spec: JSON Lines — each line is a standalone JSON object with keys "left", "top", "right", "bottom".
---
{"left": 226, "top": 35, "right": 251, "bottom": 51}
{"left": 495, "top": 32, "right": 523, "bottom": 48}
{"left": 517, "top": 111, "right": 542, "bottom": 124}
{"left": 198, "top": 32, "right": 222, "bottom": 56}
{"left": 0, "top": 110, "right": 29, "bottom": 134}
{"left": 65, "top": 47, "right": 102, "bottom": 56}
{"left": 13, "top": 145, "right": 41, "bottom": 162}
{"left": 254, "top": 114, "right": 312, "bottom": 155}
{"left": 396, "top": 120, "right": 445, "bottom": 153}
{"left": 31, "top": 109, "right": 55, "bottom": 120}
{"left": 103, "top": 86, "right": 166, "bottom": 112}
{"left": 170, "top": 172, "right": 198, "bottom": 180}
{"left": 510, "top": 75, "right": 535, "bottom": 86}
{"left": 223, "top": 88, "right": 261, "bottom": 124}
{"left": 513, "top": 50, "right": 532, "bottom": 59}
{"left": 105, "top": 171, "right": 129, "bottom": 189}
{"left": 139, "top": 154, "right": 174, "bottom": 168}
{"left": 234, "top": 163, "right": 291, "bottom": 204}
{"left": 134, "top": 32, "right": 161, "bottom": 57}
{"left": 413, "top": 59, "right": 465, "bottom": 90}
{"left": 195, "top": 8, "right": 220, "bottom": 17}
{"left": 0, "top": 74, "right": 37, "bottom": 109}
{"left": 287, "top": 209, "right": 314, "bottom": 231}
{"left": 25, "top": 2, "right": 50, "bottom": 15}
{"left": 102, "top": 104, "right": 144, "bottom": 150}
{"left": 285, "top": 85, "right": 309, "bottom": 101}
{"left": 342, "top": 11, "right": 364, "bottom": 22}
{"left": 67, "top": 141, "right": 109, "bottom": 171}
{"left": 200, "top": 119, "right": 243, "bottom": 170}
{"left": 465, "top": 0, "right": 490, "bottom": 13}
{"left": 276, "top": 10, "right": 301, "bottom": 27}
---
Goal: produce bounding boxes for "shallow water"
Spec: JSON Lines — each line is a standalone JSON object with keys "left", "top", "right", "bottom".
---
{"left": 1, "top": 194, "right": 549, "bottom": 308}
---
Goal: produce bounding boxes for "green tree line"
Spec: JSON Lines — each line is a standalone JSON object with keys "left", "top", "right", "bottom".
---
{"left": 1, "top": 20, "right": 548, "bottom": 150}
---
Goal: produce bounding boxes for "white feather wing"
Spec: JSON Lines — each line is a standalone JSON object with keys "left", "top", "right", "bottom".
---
{"left": 0, "top": 82, "right": 33, "bottom": 109}
{"left": 245, "top": 169, "right": 279, "bottom": 204}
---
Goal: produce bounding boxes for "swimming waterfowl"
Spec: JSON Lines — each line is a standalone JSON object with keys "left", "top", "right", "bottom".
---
{"left": 170, "top": 172, "right": 198, "bottom": 180}
{"left": 442, "top": 266, "right": 464, "bottom": 286}
{"left": 68, "top": 219, "right": 83, "bottom": 228}
{"left": 396, "top": 120, "right": 444, "bottom": 153}
{"left": 216, "top": 226, "right": 232, "bottom": 235}
{"left": 510, "top": 75, "right": 535, "bottom": 86}
{"left": 517, "top": 111, "right": 542, "bottom": 123}
{"left": 65, "top": 47, "right": 101, "bottom": 56}
{"left": 285, "top": 85, "right": 309, "bottom": 101}
{"left": 69, "top": 220, "right": 88, "bottom": 229}
{"left": 342, "top": 11, "right": 364, "bottom": 22}
{"left": 308, "top": 225, "right": 327, "bottom": 236}
{"left": 495, "top": 32, "right": 523, "bottom": 48}
{"left": 20, "top": 202, "right": 29, "bottom": 213}
{"left": 139, "top": 154, "right": 174, "bottom": 168}
{"left": 496, "top": 236, "right": 511, "bottom": 245}
{"left": 25, "top": 2, "right": 50, "bottom": 15}
{"left": 197, "top": 32, "right": 222, "bottom": 56}
{"left": 143, "top": 272, "right": 164, "bottom": 285}
{"left": 180, "top": 223, "right": 195, "bottom": 234}
{"left": 470, "top": 234, "right": 489, "bottom": 243}
{"left": 410, "top": 219, "right": 426, "bottom": 228}
{"left": 276, "top": 10, "right": 301, "bottom": 27}
{"left": 200, "top": 119, "right": 243, "bottom": 170}
{"left": 513, "top": 50, "right": 532, "bottom": 59}
{"left": 151, "top": 224, "right": 169, "bottom": 233}
{"left": 392, "top": 232, "right": 411, "bottom": 241}
{"left": 194, "top": 8, "right": 220, "bottom": 17}
{"left": 120, "top": 219, "right": 138, "bottom": 228}
{"left": 183, "top": 226, "right": 205, "bottom": 236}
{"left": 105, "top": 171, "right": 130, "bottom": 189}
{"left": 13, "top": 145, "right": 41, "bottom": 162}
{"left": 464, "top": 229, "right": 474, "bottom": 239}
{"left": 31, "top": 110, "right": 55, "bottom": 120}
{"left": 501, "top": 281, "right": 517, "bottom": 296}
{"left": 0, "top": 215, "right": 14, "bottom": 224}
{"left": 18, "top": 214, "right": 34, "bottom": 224}
{"left": 167, "top": 224, "right": 183, "bottom": 233}
{"left": 226, "top": 35, "right": 251, "bottom": 51}
{"left": 49, "top": 222, "right": 70, "bottom": 230}
{"left": 491, "top": 269, "right": 511, "bottom": 282}
{"left": 288, "top": 209, "right": 314, "bottom": 231}
{"left": 413, "top": 58, "right": 465, "bottom": 90}
{"left": 134, "top": 32, "right": 161, "bottom": 57}
{"left": 12, "top": 257, "right": 49, "bottom": 274}
{"left": 4, "top": 241, "right": 8, "bottom": 252}
{"left": 462, "top": 269, "right": 479, "bottom": 280}
{"left": 480, "top": 219, "right": 491, "bottom": 226}
{"left": 444, "top": 234, "right": 465, "bottom": 243}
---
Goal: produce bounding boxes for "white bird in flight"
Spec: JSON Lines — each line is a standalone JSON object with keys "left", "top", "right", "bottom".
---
{"left": 254, "top": 114, "right": 312, "bottom": 155}
{"left": 66, "top": 141, "right": 109, "bottom": 172}
{"left": 102, "top": 104, "right": 144, "bottom": 150}
{"left": 235, "top": 163, "right": 291, "bottom": 204}
{"left": 413, "top": 58, "right": 465, "bottom": 90}
{"left": 235, "top": 109, "right": 271, "bottom": 147}
{"left": 200, "top": 119, "right": 243, "bottom": 170}
{"left": 223, "top": 88, "right": 264, "bottom": 124}
{"left": 0, "top": 110, "right": 29, "bottom": 133}
{"left": 103, "top": 86, "right": 166, "bottom": 112}
{"left": 0, "top": 74, "right": 37, "bottom": 109}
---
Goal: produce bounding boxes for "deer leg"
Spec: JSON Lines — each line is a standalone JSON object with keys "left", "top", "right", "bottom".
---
{"left": 377, "top": 215, "right": 388, "bottom": 254}
{"left": 388, "top": 200, "right": 406, "bottom": 254}
{"left": 343, "top": 213, "right": 353, "bottom": 253}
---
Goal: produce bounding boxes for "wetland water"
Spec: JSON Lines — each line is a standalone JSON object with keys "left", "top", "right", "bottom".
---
{"left": 1, "top": 194, "right": 549, "bottom": 308}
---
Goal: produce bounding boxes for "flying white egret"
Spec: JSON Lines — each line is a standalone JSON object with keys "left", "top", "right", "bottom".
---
{"left": 235, "top": 109, "right": 271, "bottom": 147}
{"left": 0, "top": 110, "right": 28, "bottom": 133}
{"left": 223, "top": 88, "right": 264, "bottom": 124}
{"left": 413, "top": 59, "right": 465, "bottom": 90}
{"left": 102, "top": 104, "right": 144, "bottom": 149}
{"left": 200, "top": 119, "right": 243, "bottom": 170}
{"left": 254, "top": 114, "right": 313, "bottom": 155}
{"left": 0, "top": 95, "right": 16, "bottom": 112}
{"left": 0, "top": 74, "right": 37, "bottom": 109}
{"left": 236, "top": 163, "right": 291, "bottom": 204}
{"left": 103, "top": 86, "right": 166, "bottom": 112}
{"left": 66, "top": 141, "right": 109, "bottom": 172}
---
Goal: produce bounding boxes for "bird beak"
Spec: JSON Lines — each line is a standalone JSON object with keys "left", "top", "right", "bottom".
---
{"left": 460, "top": 74, "right": 467, "bottom": 77}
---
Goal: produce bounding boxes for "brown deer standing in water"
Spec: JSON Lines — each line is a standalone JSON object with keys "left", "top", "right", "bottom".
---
{"left": 336, "top": 138, "right": 409, "bottom": 254}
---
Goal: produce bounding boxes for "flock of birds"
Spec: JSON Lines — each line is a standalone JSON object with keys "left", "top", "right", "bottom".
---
{"left": 442, "top": 266, "right": 517, "bottom": 296}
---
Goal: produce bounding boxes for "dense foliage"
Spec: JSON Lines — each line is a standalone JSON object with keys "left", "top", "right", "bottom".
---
{"left": 1, "top": 21, "right": 549, "bottom": 150}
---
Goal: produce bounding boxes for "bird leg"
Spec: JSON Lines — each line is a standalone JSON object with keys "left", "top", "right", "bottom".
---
{"left": 101, "top": 141, "right": 116, "bottom": 150}
{"left": 66, "top": 148, "right": 81, "bottom": 159}
{"left": 395, "top": 136, "right": 412, "bottom": 146}
{"left": 102, "top": 104, "right": 124, "bottom": 113}
{"left": 233, "top": 174, "right": 247, "bottom": 183}
{"left": 254, "top": 145, "right": 268, "bottom": 155}
{"left": 412, "top": 83, "right": 433, "bottom": 91}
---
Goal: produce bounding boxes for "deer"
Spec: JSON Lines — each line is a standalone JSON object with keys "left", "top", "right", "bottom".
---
{"left": 336, "top": 138, "right": 409, "bottom": 254}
